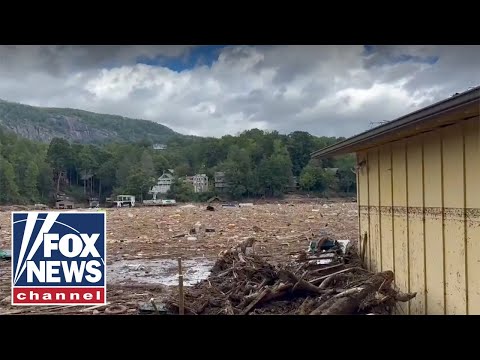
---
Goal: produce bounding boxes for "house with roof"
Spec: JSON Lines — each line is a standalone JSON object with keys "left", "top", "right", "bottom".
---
{"left": 149, "top": 170, "right": 175, "bottom": 199}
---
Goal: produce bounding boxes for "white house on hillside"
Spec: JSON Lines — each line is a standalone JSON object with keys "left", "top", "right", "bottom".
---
{"left": 153, "top": 143, "right": 167, "bottom": 150}
{"left": 149, "top": 171, "right": 175, "bottom": 199}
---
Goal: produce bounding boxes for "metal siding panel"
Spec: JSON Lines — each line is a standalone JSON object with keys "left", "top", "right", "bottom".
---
{"left": 442, "top": 124, "right": 467, "bottom": 315}
{"left": 406, "top": 138, "right": 425, "bottom": 314}
{"left": 391, "top": 140, "right": 409, "bottom": 314}
{"left": 368, "top": 149, "right": 380, "bottom": 273}
{"left": 379, "top": 145, "right": 394, "bottom": 273}
{"left": 423, "top": 131, "right": 445, "bottom": 314}
{"left": 464, "top": 117, "right": 480, "bottom": 314}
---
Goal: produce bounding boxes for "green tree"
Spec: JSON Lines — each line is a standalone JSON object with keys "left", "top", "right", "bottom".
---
{"left": 287, "top": 131, "right": 317, "bottom": 176}
{"left": 37, "top": 162, "right": 54, "bottom": 200}
{"left": 47, "top": 138, "right": 72, "bottom": 193}
{"left": 222, "top": 145, "right": 253, "bottom": 199}
{"left": 125, "top": 167, "right": 156, "bottom": 202}
{"left": 167, "top": 178, "right": 195, "bottom": 202}
{"left": 257, "top": 140, "right": 293, "bottom": 197}
{"left": 140, "top": 150, "right": 155, "bottom": 178}
{"left": 23, "top": 160, "right": 40, "bottom": 202}
{"left": 299, "top": 162, "right": 338, "bottom": 194}
{"left": 152, "top": 153, "right": 170, "bottom": 176}
{"left": 0, "top": 157, "right": 19, "bottom": 203}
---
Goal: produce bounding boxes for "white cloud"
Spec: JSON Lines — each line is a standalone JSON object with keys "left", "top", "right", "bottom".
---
{"left": 0, "top": 45, "right": 479, "bottom": 138}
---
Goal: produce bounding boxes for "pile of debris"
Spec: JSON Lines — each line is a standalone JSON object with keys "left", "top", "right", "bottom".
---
{"left": 165, "top": 234, "right": 416, "bottom": 315}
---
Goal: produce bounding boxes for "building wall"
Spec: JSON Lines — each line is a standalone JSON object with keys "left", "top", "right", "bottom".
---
{"left": 358, "top": 117, "right": 480, "bottom": 315}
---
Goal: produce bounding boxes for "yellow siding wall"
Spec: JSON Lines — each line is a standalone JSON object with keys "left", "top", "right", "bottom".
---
{"left": 358, "top": 117, "right": 480, "bottom": 315}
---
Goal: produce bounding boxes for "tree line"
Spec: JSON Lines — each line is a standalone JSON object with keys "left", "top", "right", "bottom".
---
{"left": 0, "top": 127, "right": 356, "bottom": 205}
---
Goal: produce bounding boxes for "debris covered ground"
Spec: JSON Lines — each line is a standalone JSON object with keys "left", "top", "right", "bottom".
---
{"left": 0, "top": 199, "right": 415, "bottom": 315}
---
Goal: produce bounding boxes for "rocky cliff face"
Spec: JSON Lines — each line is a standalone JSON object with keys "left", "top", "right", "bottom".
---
{"left": 1, "top": 115, "right": 118, "bottom": 143}
{"left": 0, "top": 99, "right": 181, "bottom": 144}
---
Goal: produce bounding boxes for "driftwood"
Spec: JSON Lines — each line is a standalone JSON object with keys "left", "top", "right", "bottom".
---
{"left": 280, "top": 270, "right": 324, "bottom": 295}
{"left": 310, "top": 271, "right": 395, "bottom": 315}
{"left": 170, "top": 239, "right": 417, "bottom": 315}
{"left": 172, "top": 233, "right": 188, "bottom": 239}
{"left": 241, "top": 288, "right": 270, "bottom": 315}
{"left": 261, "top": 283, "right": 293, "bottom": 303}
{"left": 308, "top": 263, "right": 344, "bottom": 275}
{"left": 310, "top": 267, "right": 367, "bottom": 286}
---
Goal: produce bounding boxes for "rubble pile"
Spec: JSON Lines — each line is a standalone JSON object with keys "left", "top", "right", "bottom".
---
{"left": 166, "top": 235, "right": 416, "bottom": 315}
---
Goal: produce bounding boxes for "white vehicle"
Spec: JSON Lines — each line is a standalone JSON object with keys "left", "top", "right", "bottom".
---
{"left": 113, "top": 195, "right": 135, "bottom": 207}
{"left": 143, "top": 199, "right": 176, "bottom": 206}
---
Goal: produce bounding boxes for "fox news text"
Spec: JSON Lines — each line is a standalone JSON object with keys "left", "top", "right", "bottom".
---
{"left": 11, "top": 211, "right": 106, "bottom": 305}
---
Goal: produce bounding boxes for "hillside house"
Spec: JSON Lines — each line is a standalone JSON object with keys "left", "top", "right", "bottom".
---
{"left": 55, "top": 199, "right": 74, "bottom": 209}
{"left": 185, "top": 174, "right": 209, "bottom": 193}
{"left": 214, "top": 172, "right": 228, "bottom": 192}
{"left": 286, "top": 176, "right": 299, "bottom": 192}
{"left": 312, "top": 86, "right": 480, "bottom": 315}
{"left": 153, "top": 143, "right": 167, "bottom": 150}
{"left": 149, "top": 171, "right": 175, "bottom": 199}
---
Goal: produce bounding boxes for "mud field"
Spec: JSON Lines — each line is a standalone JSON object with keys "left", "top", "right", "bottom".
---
{"left": 0, "top": 200, "right": 359, "bottom": 315}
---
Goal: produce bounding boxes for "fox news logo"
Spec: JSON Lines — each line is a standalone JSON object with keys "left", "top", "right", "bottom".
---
{"left": 11, "top": 212, "right": 106, "bottom": 305}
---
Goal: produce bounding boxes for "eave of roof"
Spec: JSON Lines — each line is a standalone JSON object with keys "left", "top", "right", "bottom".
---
{"left": 311, "top": 86, "right": 480, "bottom": 159}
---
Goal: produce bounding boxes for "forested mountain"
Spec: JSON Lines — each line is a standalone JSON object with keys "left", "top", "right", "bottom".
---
{"left": 0, "top": 125, "right": 356, "bottom": 205}
{"left": 0, "top": 99, "right": 185, "bottom": 144}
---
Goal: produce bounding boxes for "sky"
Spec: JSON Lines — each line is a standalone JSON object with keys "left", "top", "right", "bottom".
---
{"left": 0, "top": 45, "right": 478, "bottom": 138}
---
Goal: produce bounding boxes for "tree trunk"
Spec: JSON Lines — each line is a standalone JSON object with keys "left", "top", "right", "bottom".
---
{"left": 56, "top": 171, "right": 61, "bottom": 193}
{"left": 310, "top": 271, "right": 395, "bottom": 315}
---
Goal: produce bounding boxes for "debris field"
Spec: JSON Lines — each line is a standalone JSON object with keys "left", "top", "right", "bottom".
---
{"left": 0, "top": 200, "right": 415, "bottom": 315}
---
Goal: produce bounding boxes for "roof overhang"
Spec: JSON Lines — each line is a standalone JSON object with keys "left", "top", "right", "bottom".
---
{"left": 312, "top": 86, "right": 480, "bottom": 159}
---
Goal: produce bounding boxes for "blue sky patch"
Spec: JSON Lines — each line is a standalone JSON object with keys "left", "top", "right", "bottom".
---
{"left": 363, "top": 45, "right": 439, "bottom": 65}
{"left": 136, "top": 45, "right": 226, "bottom": 71}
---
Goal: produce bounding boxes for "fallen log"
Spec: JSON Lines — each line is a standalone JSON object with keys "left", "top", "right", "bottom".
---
{"left": 310, "top": 267, "right": 367, "bottom": 286}
{"left": 308, "top": 263, "right": 345, "bottom": 275}
{"left": 292, "top": 278, "right": 324, "bottom": 295}
{"left": 241, "top": 288, "right": 270, "bottom": 315}
{"left": 297, "top": 297, "right": 316, "bottom": 315}
{"left": 261, "top": 283, "right": 293, "bottom": 303}
{"left": 195, "top": 300, "right": 210, "bottom": 314}
{"left": 319, "top": 272, "right": 351, "bottom": 289}
{"left": 172, "top": 233, "right": 188, "bottom": 239}
{"left": 277, "top": 269, "right": 323, "bottom": 295}
{"left": 310, "top": 271, "right": 395, "bottom": 315}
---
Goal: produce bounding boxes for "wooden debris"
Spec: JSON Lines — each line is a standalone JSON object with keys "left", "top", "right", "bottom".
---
{"left": 165, "top": 243, "right": 416, "bottom": 315}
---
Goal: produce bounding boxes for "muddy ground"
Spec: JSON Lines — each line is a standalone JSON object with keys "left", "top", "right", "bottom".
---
{"left": 0, "top": 199, "right": 358, "bottom": 315}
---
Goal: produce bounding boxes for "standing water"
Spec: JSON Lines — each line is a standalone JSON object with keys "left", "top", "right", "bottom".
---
{"left": 107, "top": 257, "right": 214, "bottom": 286}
